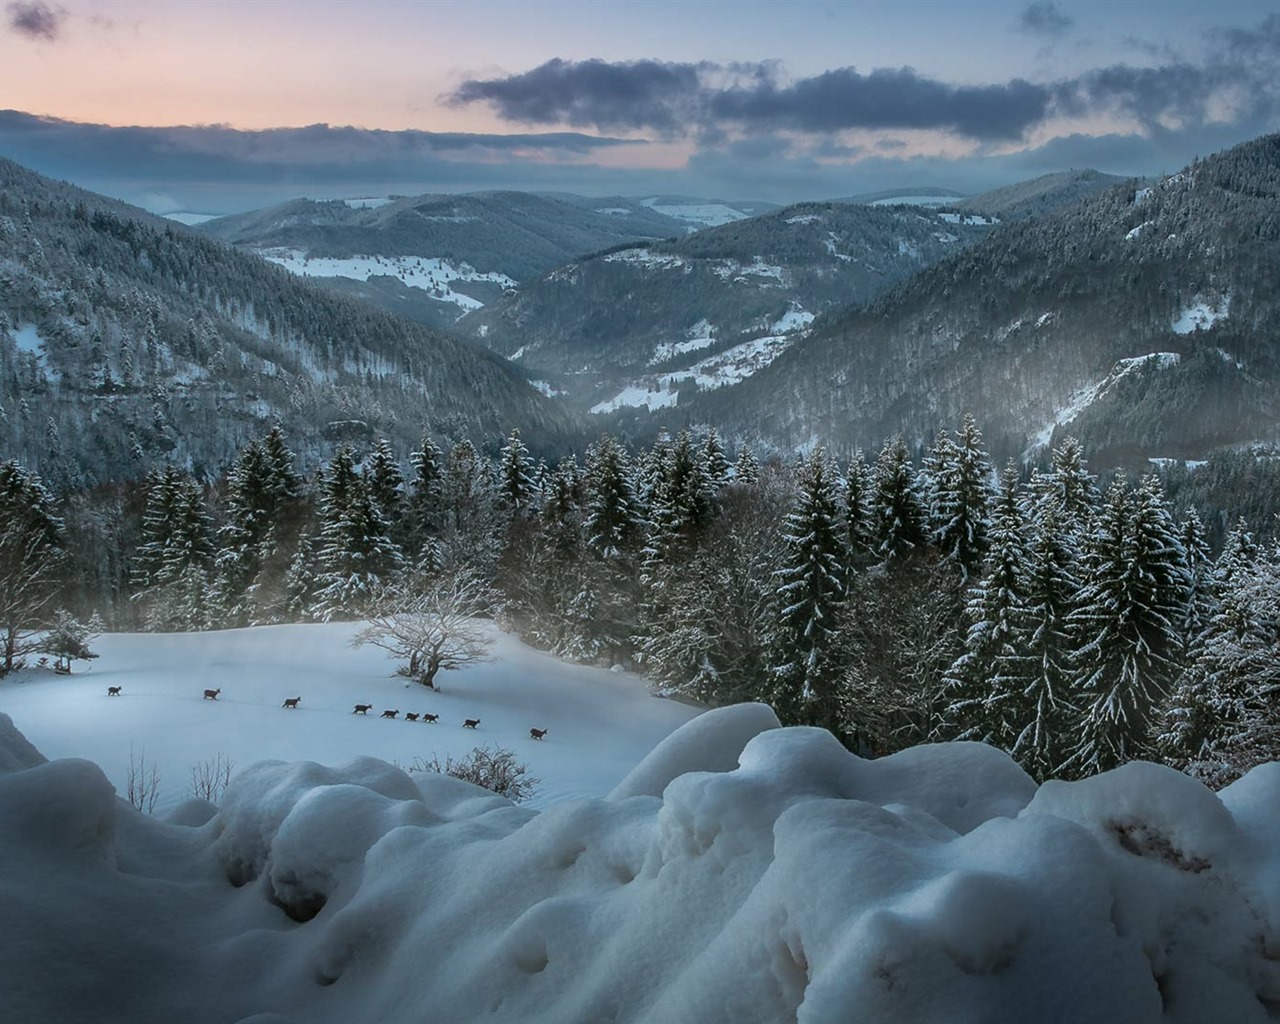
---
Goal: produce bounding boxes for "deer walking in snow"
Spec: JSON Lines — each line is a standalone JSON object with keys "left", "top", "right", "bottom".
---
{"left": 203, "top": 688, "right": 221, "bottom": 700}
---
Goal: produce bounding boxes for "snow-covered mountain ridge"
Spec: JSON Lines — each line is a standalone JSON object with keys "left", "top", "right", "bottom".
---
{"left": 461, "top": 201, "right": 993, "bottom": 414}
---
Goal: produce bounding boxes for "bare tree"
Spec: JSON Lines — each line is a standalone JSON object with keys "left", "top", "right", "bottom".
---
{"left": 352, "top": 569, "right": 495, "bottom": 688}
{"left": 188, "top": 753, "right": 235, "bottom": 804}
{"left": 0, "top": 522, "right": 64, "bottom": 676}
{"left": 126, "top": 744, "right": 161, "bottom": 814}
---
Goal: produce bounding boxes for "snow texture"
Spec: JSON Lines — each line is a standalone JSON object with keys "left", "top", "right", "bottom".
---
{"left": 256, "top": 248, "right": 516, "bottom": 318}
{"left": 638, "top": 197, "right": 749, "bottom": 227}
{"left": 0, "top": 623, "right": 700, "bottom": 814}
{"left": 2, "top": 696, "right": 1278, "bottom": 1023}
{"left": 1172, "top": 295, "right": 1231, "bottom": 335}
{"left": 1029, "top": 353, "right": 1182, "bottom": 451}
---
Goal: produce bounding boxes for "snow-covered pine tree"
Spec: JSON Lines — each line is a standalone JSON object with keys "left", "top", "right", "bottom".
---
{"left": 39, "top": 608, "right": 99, "bottom": 672}
{"left": 366, "top": 438, "right": 404, "bottom": 526}
{"left": 313, "top": 446, "right": 404, "bottom": 621}
{"left": 873, "top": 436, "right": 927, "bottom": 561}
{"left": 1067, "top": 475, "right": 1190, "bottom": 776}
{"left": 133, "top": 467, "right": 215, "bottom": 631}
{"left": 1012, "top": 491, "right": 1082, "bottom": 779}
{"left": 404, "top": 432, "right": 445, "bottom": 554}
{"left": 843, "top": 449, "right": 875, "bottom": 568}
{"left": 1179, "top": 550, "right": 1280, "bottom": 786}
{"left": 928, "top": 415, "right": 993, "bottom": 580}
{"left": 497, "top": 428, "right": 537, "bottom": 517}
{"left": 701, "top": 428, "right": 730, "bottom": 492}
{"left": 583, "top": 434, "right": 642, "bottom": 560}
{"left": 942, "top": 463, "right": 1031, "bottom": 747}
{"left": 769, "top": 447, "right": 848, "bottom": 734}
{"left": 733, "top": 446, "right": 760, "bottom": 485}
{"left": 1040, "top": 437, "right": 1098, "bottom": 540}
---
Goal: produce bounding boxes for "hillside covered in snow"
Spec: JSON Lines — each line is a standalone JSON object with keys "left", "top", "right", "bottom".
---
{"left": 3, "top": 687, "right": 1280, "bottom": 1023}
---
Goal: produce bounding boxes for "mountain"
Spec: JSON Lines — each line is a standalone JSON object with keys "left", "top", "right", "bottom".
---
{"left": 835, "top": 186, "right": 968, "bottom": 206}
{"left": 957, "top": 169, "right": 1131, "bottom": 221}
{"left": 674, "top": 135, "right": 1280, "bottom": 467}
{"left": 458, "top": 201, "right": 994, "bottom": 412}
{"left": 198, "top": 192, "right": 703, "bottom": 330}
{"left": 0, "top": 157, "right": 580, "bottom": 488}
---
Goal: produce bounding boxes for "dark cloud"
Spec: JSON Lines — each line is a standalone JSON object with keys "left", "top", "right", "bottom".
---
{"left": 1018, "top": 2, "right": 1074, "bottom": 39}
{"left": 6, "top": 0, "right": 65, "bottom": 40}
{"left": 452, "top": 59, "right": 1050, "bottom": 142}
{"left": 449, "top": 58, "right": 708, "bottom": 137}
{"left": 709, "top": 67, "right": 1050, "bottom": 141}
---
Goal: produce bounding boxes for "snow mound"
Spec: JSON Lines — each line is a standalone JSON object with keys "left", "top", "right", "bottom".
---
{"left": 2, "top": 712, "right": 1279, "bottom": 1022}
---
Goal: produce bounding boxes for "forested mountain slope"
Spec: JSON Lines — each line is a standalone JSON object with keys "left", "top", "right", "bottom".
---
{"left": 681, "top": 135, "right": 1280, "bottom": 467}
{"left": 0, "top": 158, "right": 580, "bottom": 489}
{"left": 199, "top": 192, "right": 695, "bottom": 329}
{"left": 460, "top": 201, "right": 993, "bottom": 411}
{"left": 957, "top": 169, "right": 1129, "bottom": 221}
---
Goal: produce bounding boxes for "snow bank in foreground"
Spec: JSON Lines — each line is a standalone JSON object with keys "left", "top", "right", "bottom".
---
{"left": 2, "top": 709, "right": 1278, "bottom": 1023}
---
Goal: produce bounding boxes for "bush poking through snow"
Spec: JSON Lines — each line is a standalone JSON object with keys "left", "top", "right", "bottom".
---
{"left": 409, "top": 745, "right": 540, "bottom": 802}
{"left": 188, "top": 753, "right": 235, "bottom": 805}
{"left": 126, "top": 744, "right": 161, "bottom": 814}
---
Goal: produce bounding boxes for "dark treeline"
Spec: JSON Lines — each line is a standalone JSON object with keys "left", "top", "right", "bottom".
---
{"left": 5, "top": 418, "right": 1279, "bottom": 788}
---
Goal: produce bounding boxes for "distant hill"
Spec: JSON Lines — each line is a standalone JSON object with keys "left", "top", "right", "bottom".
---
{"left": 198, "top": 191, "right": 696, "bottom": 329}
{"left": 458, "top": 201, "right": 993, "bottom": 412}
{"left": 835, "top": 187, "right": 968, "bottom": 206}
{"left": 957, "top": 169, "right": 1131, "bottom": 220}
{"left": 0, "top": 158, "right": 580, "bottom": 488}
{"left": 673, "top": 136, "right": 1280, "bottom": 469}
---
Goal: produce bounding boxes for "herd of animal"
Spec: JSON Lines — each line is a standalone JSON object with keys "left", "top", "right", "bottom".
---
{"left": 105, "top": 686, "right": 548, "bottom": 740}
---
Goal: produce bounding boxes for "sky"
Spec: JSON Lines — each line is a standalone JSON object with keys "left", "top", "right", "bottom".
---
{"left": 3, "top": 0, "right": 1280, "bottom": 212}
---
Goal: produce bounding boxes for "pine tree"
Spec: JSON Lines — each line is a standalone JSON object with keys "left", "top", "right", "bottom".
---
{"left": 313, "top": 446, "right": 404, "bottom": 621}
{"left": 1067, "top": 475, "right": 1190, "bottom": 776}
{"left": 366, "top": 438, "right": 404, "bottom": 526}
{"left": 928, "top": 415, "right": 993, "bottom": 579}
{"left": 583, "top": 434, "right": 642, "bottom": 560}
{"left": 1013, "top": 493, "right": 1081, "bottom": 779}
{"left": 943, "top": 465, "right": 1030, "bottom": 746}
{"left": 497, "top": 428, "right": 537, "bottom": 516}
{"left": 873, "top": 436, "right": 927, "bottom": 561}
{"left": 769, "top": 447, "right": 848, "bottom": 734}
{"left": 843, "top": 449, "right": 875, "bottom": 567}
{"left": 701, "top": 428, "right": 730, "bottom": 491}
{"left": 404, "top": 432, "right": 445, "bottom": 552}
{"left": 734, "top": 446, "right": 760, "bottom": 485}
{"left": 1041, "top": 437, "right": 1098, "bottom": 538}
{"left": 133, "top": 467, "right": 214, "bottom": 630}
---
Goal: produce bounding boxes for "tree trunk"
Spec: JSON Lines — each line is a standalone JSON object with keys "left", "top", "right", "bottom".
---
{"left": 422, "top": 658, "right": 440, "bottom": 690}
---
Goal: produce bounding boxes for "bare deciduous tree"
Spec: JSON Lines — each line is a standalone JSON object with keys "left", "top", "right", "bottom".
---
{"left": 188, "top": 753, "right": 235, "bottom": 804}
{"left": 126, "top": 744, "right": 161, "bottom": 814}
{"left": 352, "top": 569, "right": 496, "bottom": 688}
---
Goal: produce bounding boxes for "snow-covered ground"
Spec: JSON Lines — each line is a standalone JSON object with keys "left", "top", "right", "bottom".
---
{"left": 10, "top": 322, "right": 47, "bottom": 368}
{"left": 1029, "top": 353, "right": 1182, "bottom": 452}
{"left": 1172, "top": 294, "right": 1231, "bottom": 334}
{"left": 4, "top": 677, "right": 1280, "bottom": 1022}
{"left": 638, "top": 197, "right": 750, "bottom": 228}
{"left": 255, "top": 248, "right": 516, "bottom": 319}
{"left": 592, "top": 331, "right": 800, "bottom": 414}
{"left": 163, "top": 211, "right": 220, "bottom": 226}
{"left": 0, "top": 623, "right": 700, "bottom": 814}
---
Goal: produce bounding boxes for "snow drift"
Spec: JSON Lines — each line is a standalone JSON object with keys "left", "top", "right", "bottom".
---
{"left": 2, "top": 706, "right": 1278, "bottom": 1023}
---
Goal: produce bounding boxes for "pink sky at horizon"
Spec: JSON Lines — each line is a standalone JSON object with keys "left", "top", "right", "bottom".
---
{"left": 6, "top": 0, "right": 1269, "bottom": 134}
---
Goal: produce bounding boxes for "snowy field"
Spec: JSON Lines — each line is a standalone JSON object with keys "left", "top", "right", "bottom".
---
{"left": 255, "top": 247, "right": 516, "bottom": 318}
{"left": 4, "top": 670, "right": 1280, "bottom": 1022}
{"left": 0, "top": 623, "right": 700, "bottom": 813}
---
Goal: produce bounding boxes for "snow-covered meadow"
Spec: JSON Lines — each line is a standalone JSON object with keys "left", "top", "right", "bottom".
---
{"left": 0, "top": 623, "right": 700, "bottom": 813}
{"left": 2, "top": 624, "right": 1280, "bottom": 1023}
